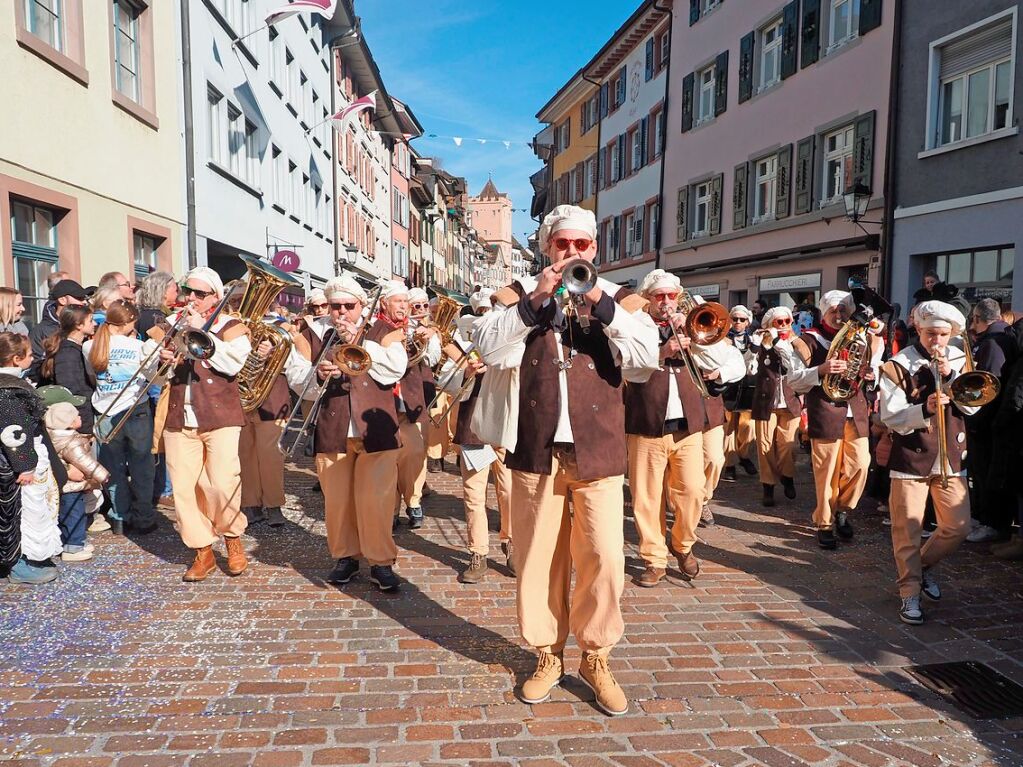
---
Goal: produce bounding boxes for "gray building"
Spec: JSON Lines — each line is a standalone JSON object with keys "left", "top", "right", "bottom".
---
{"left": 889, "top": 0, "right": 1022, "bottom": 313}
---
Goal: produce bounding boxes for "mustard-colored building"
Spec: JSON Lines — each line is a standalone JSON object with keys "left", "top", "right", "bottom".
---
{"left": 535, "top": 70, "right": 600, "bottom": 218}
{"left": 0, "top": 1, "right": 184, "bottom": 322}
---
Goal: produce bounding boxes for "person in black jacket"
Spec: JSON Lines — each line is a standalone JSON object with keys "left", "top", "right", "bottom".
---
{"left": 27, "top": 279, "right": 88, "bottom": 382}
{"left": 990, "top": 316, "right": 1023, "bottom": 560}
{"left": 38, "top": 306, "right": 97, "bottom": 435}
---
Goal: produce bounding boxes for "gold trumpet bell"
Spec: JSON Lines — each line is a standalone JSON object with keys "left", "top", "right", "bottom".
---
{"left": 335, "top": 344, "right": 372, "bottom": 376}
{"left": 685, "top": 301, "right": 730, "bottom": 345}
{"left": 950, "top": 370, "right": 1000, "bottom": 407}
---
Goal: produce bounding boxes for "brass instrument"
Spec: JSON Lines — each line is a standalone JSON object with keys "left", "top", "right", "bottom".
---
{"left": 236, "top": 254, "right": 302, "bottom": 412}
{"left": 669, "top": 291, "right": 730, "bottom": 399}
{"left": 429, "top": 344, "right": 483, "bottom": 428}
{"left": 950, "top": 329, "right": 1000, "bottom": 407}
{"left": 821, "top": 319, "right": 871, "bottom": 402}
{"left": 930, "top": 347, "right": 952, "bottom": 490}
{"left": 560, "top": 258, "right": 598, "bottom": 328}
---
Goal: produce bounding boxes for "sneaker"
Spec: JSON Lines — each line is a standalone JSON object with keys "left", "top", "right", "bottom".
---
{"left": 966, "top": 524, "right": 1004, "bottom": 543}
{"left": 780, "top": 476, "right": 796, "bottom": 500}
{"left": 578, "top": 652, "right": 628, "bottom": 716}
{"left": 502, "top": 540, "right": 516, "bottom": 575}
{"left": 817, "top": 528, "right": 838, "bottom": 550}
{"left": 835, "top": 511, "right": 854, "bottom": 540}
{"left": 326, "top": 557, "right": 359, "bottom": 584}
{"left": 264, "top": 507, "right": 287, "bottom": 527}
{"left": 61, "top": 547, "right": 93, "bottom": 562}
{"left": 369, "top": 565, "right": 400, "bottom": 591}
{"left": 88, "top": 515, "right": 111, "bottom": 533}
{"left": 921, "top": 568, "right": 941, "bottom": 601}
{"left": 739, "top": 457, "right": 758, "bottom": 476}
{"left": 427, "top": 458, "right": 442, "bottom": 473}
{"left": 921, "top": 522, "right": 935, "bottom": 540}
{"left": 899, "top": 594, "right": 924, "bottom": 625}
{"left": 638, "top": 566, "right": 666, "bottom": 588}
{"left": 406, "top": 506, "right": 424, "bottom": 530}
{"left": 721, "top": 466, "right": 737, "bottom": 483}
{"left": 8, "top": 558, "right": 59, "bottom": 585}
{"left": 762, "top": 484, "right": 775, "bottom": 508}
{"left": 459, "top": 553, "right": 488, "bottom": 583}
{"left": 882, "top": 516, "right": 892, "bottom": 526}
{"left": 244, "top": 506, "right": 266, "bottom": 524}
{"left": 698, "top": 504, "right": 715, "bottom": 527}
{"left": 518, "top": 650, "right": 564, "bottom": 704}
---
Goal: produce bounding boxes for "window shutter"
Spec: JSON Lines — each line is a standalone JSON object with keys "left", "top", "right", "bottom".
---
{"left": 565, "top": 117, "right": 572, "bottom": 148}
{"left": 732, "top": 162, "right": 748, "bottom": 230}
{"left": 598, "top": 149, "right": 606, "bottom": 189}
{"left": 859, "top": 0, "right": 883, "bottom": 36}
{"left": 640, "top": 116, "right": 649, "bottom": 167}
{"left": 600, "top": 83, "right": 609, "bottom": 117}
{"left": 677, "top": 185, "right": 690, "bottom": 242}
{"left": 617, "top": 134, "right": 626, "bottom": 179}
{"left": 658, "top": 110, "right": 666, "bottom": 153}
{"left": 575, "top": 161, "right": 584, "bottom": 202}
{"left": 714, "top": 50, "right": 729, "bottom": 116}
{"left": 647, "top": 110, "right": 658, "bottom": 159}
{"left": 689, "top": 0, "right": 700, "bottom": 26}
{"left": 940, "top": 20, "right": 1013, "bottom": 80}
{"left": 645, "top": 38, "right": 655, "bottom": 81}
{"left": 681, "top": 72, "right": 695, "bottom": 132}
{"left": 794, "top": 135, "right": 815, "bottom": 214}
{"left": 852, "top": 110, "right": 876, "bottom": 193}
{"left": 709, "top": 174, "right": 724, "bottom": 236}
{"left": 607, "top": 144, "right": 615, "bottom": 185}
{"left": 800, "top": 0, "right": 821, "bottom": 69}
{"left": 780, "top": 0, "right": 800, "bottom": 80}
{"left": 617, "top": 66, "right": 627, "bottom": 106}
{"left": 590, "top": 154, "right": 599, "bottom": 193}
{"left": 775, "top": 143, "right": 792, "bottom": 219}
{"left": 618, "top": 215, "right": 627, "bottom": 260}
{"left": 641, "top": 207, "right": 650, "bottom": 254}
{"left": 738, "top": 32, "right": 755, "bottom": 103}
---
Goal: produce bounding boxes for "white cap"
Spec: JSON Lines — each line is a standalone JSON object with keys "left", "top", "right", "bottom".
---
{"left": 323, "top": 275, "right": 368, "bottom": 304}
{"left": 819, "top": 290, "right": 853, "bottom": 314}
{"left": 915, "top": 300, "right": 966, "bottom": 335}
{"left": 379, "top": 280, "right": 409, "bottom": 301}
{"left": 537, "top": 204, "right": 597, "bottom": 255}
{"left": 762, "top": 306, "right": 793, "bottom": 327}
{"left": 183, "top": 266, "right": 225, "bottom": 299}
{"left": 730, "top": 305, "right": 753, "bottom": 321}
{"left": 408, "top": 287, "right": 429, "bottom": 303}
{"left": 469, "top": 288, "right": 494, "bottom": 311}
{"left": 638, "top": 269, "right": 681, "bottom": 296}
{"left": 307, "top": 288, "right": 326, "bottom": 305}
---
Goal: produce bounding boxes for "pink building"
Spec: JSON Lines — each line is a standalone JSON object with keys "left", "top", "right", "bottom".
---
{"left": 389, "top": 98, "right": 422, "bottom": 282}
{"left": 660, "top": 0, "right": 892, "bottom": 310}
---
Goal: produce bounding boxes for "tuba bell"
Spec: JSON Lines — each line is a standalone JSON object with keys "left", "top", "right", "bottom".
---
{"left": 236, "top": 254, "right": 303, "bottom": 412}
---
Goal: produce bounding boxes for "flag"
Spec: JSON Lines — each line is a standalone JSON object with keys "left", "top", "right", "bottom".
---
{"left": 265, "top": 0, "right": 338, "bottom": 26}
{"left": 453, "top": 137, "right": 463, "bottom": 147}
{"left": 330, "top": 91, "right": 377, "bottom": 129}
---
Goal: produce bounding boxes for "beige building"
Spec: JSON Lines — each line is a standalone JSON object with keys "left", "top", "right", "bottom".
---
{"left": 0, "top": 1, "right": 184, "bottom": 322}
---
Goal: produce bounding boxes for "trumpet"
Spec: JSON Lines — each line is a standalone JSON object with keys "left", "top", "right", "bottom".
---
{"left": 666, "top": 292, "right": 730, "bottom": 399}
{"left": 559, "top": 258, "right": 598, "bottom": 328}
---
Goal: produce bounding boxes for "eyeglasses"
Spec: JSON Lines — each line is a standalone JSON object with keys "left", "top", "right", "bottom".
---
{"left": 773, "top": 318, "right": 793, "bottom": 326}
{"left": 180, "top": 286, "right": 215, "bottom": 299}
{"left": 411, "top": 303, "right": 429, "bottom": 310}
{"left": 654, "top": 292, "right": 680, "bottom": 301}
{"left": 310, "top": 303, "right": 328, "bottom": 310}
{"left": 330, "top": 302, "right": 359, "bottom": 311}
{"left": 731, "top": 317, "right": 749, "bottom": 323}
{"left": 553, "top": 237, "right": 593, "bottom": 251}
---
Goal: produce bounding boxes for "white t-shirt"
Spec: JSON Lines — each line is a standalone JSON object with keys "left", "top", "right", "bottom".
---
{"left": 84, "top": 335, "right": 156, "bottom": 417}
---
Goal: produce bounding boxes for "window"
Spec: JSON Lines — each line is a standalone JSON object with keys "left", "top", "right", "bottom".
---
{"left": 828, "top": 0, "right": 858, "bottom": 49}
{"left": 933, "top": 14, "right": 1014, "bottom": 149}
{"left": 633, "top": 206, "right": 645, "bottom": 257}
{"left": 648, "top": 202, "right": 660, "bottom": 252}
{"left": 759, "top": 19, "right": 783, "bottom": 91}
{"left": 584, "top": 157, "right": 595, "bottom": 199}
{"left": 112, "top": 0, "right": 140, "bottom": 101}
{"left": 11, "top": 200, "right": 59, "bottom": 325}
{"left": 631, "top": 129, "right": 642, "bottom": 173}
{"left": 697, "top": 65, "right": 715, "bottom": 124}
{"left": 703, "top": 0, "right": 720, "bottom": 13}
{"left": 694, "top": 181, "right": 712, "bottom": 236}
{"left": 608, "top": 217, "right": 620, "bottom": 262}
{"left": 25, "top": 0, "right": 63, "bottom": 51}
{"left": 284, "top": 48, "right": 297, "bottom": 108}
{"left": 269, "top": 27, "right": 282, "bottom": 88}
{"left": 821, "top": 125, "right": 853, "bottom": 204}
{"left": 929, "top": 246, "right": 1015, "bottom": 304}
{"left": 132, "top": 232, "right": 158, "bottom": 281}
{"left": 659, "top": 31, "right": 670, "bottom": 69}
{"left": 212, "top": 0, "right": 251, "bottom": 38}
{"left": 753, "top": 155, "right": 778, "bottom": 222}
{"left": 207, "top": 86, "right": 224, "bottom": 164}
{"left": 653, "top": 110, "right": 665, "bottom": 158}
{"left": 623, "top": 212, "right": 636, "bottom": 257}
{"left": 610, "top": 141, "right": 620, "bottom": 183}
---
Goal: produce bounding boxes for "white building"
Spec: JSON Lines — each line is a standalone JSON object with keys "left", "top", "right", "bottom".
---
{"left": 592, "top": 2, "right": 670, "bottom": 288}
{"left": 187, "top": 0, "right": 337, "bottom": 307}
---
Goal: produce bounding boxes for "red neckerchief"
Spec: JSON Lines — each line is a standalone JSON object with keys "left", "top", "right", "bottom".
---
{"left": 814, "top": 322, "right": 840, "bottom": 341}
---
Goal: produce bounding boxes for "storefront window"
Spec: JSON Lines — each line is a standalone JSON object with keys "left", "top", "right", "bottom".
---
{"left": 927, "top": 246, "right": 1015, "bottom": 306}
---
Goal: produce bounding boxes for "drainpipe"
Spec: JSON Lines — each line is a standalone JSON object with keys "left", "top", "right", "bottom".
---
{"left": 879, "top": 0, "right": 903, "bottom": 305}
{"left": 180, "top": 0, "right": 197, "bottom": 268}
{"left": 328, "top": 41, "right": 340, "bottom": 276}
{"left": 653, "top": 0, "right": 672, "bottom": 269}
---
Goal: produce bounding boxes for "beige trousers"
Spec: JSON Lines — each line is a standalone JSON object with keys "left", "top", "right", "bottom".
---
{"left": 724, "top": 410, "right": 755, "bottom": 467}
{"left": 702, "top": 424, "right": 726, "bottom": 504}
{"left": 164, "top": 427, "right": 246, "bottom": 549}
{"left": 756, "top": 410, "right": 800, "bottom": 486}
{"left": 239, "top": 414, "right": 286, "bottom": 508}
{"left": 512, "top": 451, "right": 625, "bottom": 655}
{"left": 396, "top": 417, "right": 427, "bottom": 508}
{"left": 426, "top": 394, "right": 457, "bottom": 460}
{"left": 889, "top": 476, "right": 970, "bottom": 599}
{"left": 810, "top": 419, "right": 870, "bottom": 529}
{"left": 629, "top": 431, "right": 705, "bottom": 566}
{"left": 316, "top": 439, "right": 399, "bottom": 565}
{"left": 460, "top": 447, "right": 512, "bottom": 555}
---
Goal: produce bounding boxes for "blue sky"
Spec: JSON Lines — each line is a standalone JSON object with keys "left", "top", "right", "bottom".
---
{"left": 355, "top": 0, "right": 636, "bottom": 242}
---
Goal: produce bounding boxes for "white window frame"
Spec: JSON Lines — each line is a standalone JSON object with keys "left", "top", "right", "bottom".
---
{"left": 608, "top": 218, "right": 621, "bottom": 262}
{"left": 631, "top": 130, "right": 642, "bottom": 173}
{"left": 821, "top": 125, "right": 854, "bottom": 206}
{"left": 653, "top": 111, "right": 665, "bottom": 158}
{"left": 827, "top": 0, "right": 859, "bottom": 52}
{"left": 702, "top": 0, "right": 721, "bottom": 14}
{"left": 271, "top": 145, "right": 285, "bottom": 209}
{"left": 26, "top": 0, "right": 64, "bottom": 51}
{"left": 759, "top": 19, "right": 783, "bottom": 92}
{"left": 696, "top": 64, "right": 716, "bottom": 124}
{"left": 660, "top": 31, "right": 670, "bottom": 68}
{"left": 753, "top": 154, "right": 778, "bottom": 223}
{"left": 610, "top": 141, "right": 620, "bottom": 183}
{"left": 207, "top": 85, "right": 224, "bottom": 165}
{"left": 693, "top": 181, "right": 712, "bottom": 237}
{"left": 113, "top": 0, "right": 141, "bottom": 102}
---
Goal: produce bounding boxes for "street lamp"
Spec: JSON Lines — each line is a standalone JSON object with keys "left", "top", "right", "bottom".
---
{"left": 843, "top": 182, "right": 872, "bottom": 223}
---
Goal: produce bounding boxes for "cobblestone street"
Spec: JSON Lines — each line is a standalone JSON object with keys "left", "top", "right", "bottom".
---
{"left": 2, "top": 460, "right": 1022, "bottom": 767}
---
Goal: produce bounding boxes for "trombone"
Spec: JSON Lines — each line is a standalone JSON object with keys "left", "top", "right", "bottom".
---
{"left": 428, "top": 344, "right": 482, "bottom": 428}
{"left": 667, "top": 292, "right": 730, "bottom": 399}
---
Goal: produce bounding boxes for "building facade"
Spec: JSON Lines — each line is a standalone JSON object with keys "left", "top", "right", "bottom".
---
{"left": 467, "top": 179, "right": 514, "bottom": 290}
{"left": 660, "top": 0, "right": 893, "bottom": 310}
{"left": 889, "top": 0, "right": 1021, "bottom": 312}
{"left": 1, "top": 0, "right": 185, "bottom": 322}
{"left": 591, "top": 1, "right": 670, "bottom": 287}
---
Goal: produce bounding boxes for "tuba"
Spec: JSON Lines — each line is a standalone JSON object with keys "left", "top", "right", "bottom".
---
{"left": 820, "top": 320, "right": 871, "bottom": 402}
{"left": 236, "top": 254, "right": 302, "bottom": 412}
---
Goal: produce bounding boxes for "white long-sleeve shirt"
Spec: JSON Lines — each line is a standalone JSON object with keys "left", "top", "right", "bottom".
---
{"left": 662, "top": 337, "right": 746, "bottom": 420}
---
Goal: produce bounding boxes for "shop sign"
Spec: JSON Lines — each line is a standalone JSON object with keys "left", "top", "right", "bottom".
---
{"left": 686, "top": 283, "right": 720, "bottom": 297}
{"left": 759, "top": 273, "right": 821, "bottom": 292}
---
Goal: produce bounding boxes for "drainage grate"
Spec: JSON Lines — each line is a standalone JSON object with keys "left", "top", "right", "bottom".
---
{"left": 906, "top": 661, "right": 1023, "bottom": 720}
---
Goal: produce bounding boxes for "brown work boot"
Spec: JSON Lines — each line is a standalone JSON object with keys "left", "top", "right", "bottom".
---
{"left": 502, "top": 540, "right": 516, "bottom": 575}
{"left": 459, "top": 553, "right": 488, "bottom": 583}
{"left": 579, "top": 651, "right": 628, "bottom": 716}
{"left": 182, "top": 546, "right": 216, "bottom": 582}
{"left": 673, "top": 548, "right": 700, "bottom": 579}
{"left": 224, "top": 536, "right": 248, "bottom": 576}
{"left": 638, "top": 566, "right": 665, "bottom": 588}
{"left": 518, "top": 650, "right": 564, "bottom": 704}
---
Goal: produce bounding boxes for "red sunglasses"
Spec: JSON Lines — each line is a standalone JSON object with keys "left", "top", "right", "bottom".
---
{"left": 553, "top": 237, "right": 593, "bottom": 251}
{"left": 773, "top": 317, "right": 793, "bottom": 326}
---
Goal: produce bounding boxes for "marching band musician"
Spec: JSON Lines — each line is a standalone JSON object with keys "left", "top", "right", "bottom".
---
{"left": 721, "top": 305, "right": 759, "bottom": 483}
{"left": 751, "top": 306, "right": 802, "bottom": 508}
{"left": 425, "top": 293, "right": 457, "bottom": 474}
{"left": 375, "top": 282, "right": 440, "bottom": 530}
{"left": 626, "top": 271, "right": 744, "bottom": 588}
{"left": 878, "top": 301, "right": 975, "bottom": 625}
{"left": 787, "top": 291, "right": 883, "bottom": 550}
{"left": 158, "top": 267, "right": 252, "bottom": 582}
{"left": 472, "top": 204, "right": 659, "bottom": 717}
{"left": 302, "top": 276, "right": 407, "bottom": 591}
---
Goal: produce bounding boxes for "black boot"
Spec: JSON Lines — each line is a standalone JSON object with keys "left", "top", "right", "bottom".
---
{"left": 780, "top": 476, "right": 796, "bottom": 500}
{"left": 739, "top": 457, "right": 758, "bottom": 475}
{"left": 762, "top": 484, "right": 775, "bottom": 507}
{"left": 817, "top": 528, "right": 838, "bottom": 550}
{"left": 721, "top": 466, "right": 737, "bottom": 483}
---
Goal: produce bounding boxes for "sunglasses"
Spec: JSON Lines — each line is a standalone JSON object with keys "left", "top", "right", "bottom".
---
{"left": 773, "top": 318, "right": 793, "bottom": 326}
{"left": 411, "top": 303, "right": 429, "bottom": 310}
{"left": 731, "top": 317, "right": 749, "bottom": 322}
{"left": 181, "top": 286, "right": 215, "bottom": 299}
{"left": 654, "top": 292, "right": 680, "bottom": 301}
{"left": 553, "top": 238, "right": 593, "bottom": 251}
{"left": 310, "top": 303, "right": 329, "bottom": 310}
{"left": 330, "top": 302, "right": 359, "bottom": 311}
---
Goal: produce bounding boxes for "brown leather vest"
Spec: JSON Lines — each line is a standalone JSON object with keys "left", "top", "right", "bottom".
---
{"left": 886, "top": 349, "right": 967, "bottom": 476}
{"left": 703, "top": 392, "right": 726, "bottom": 430}
{"left": 165, "top": 319, "right": 247, "bottom": 433}
{"left": 624, "top": 330, "right": 708, "bottom": 437}
{"left": 303, "top": 322, "right": 401, "bottom": 454}
{"left": 801, "top": 331, "right": 870, "bottom": 440}
{"left": 752, "top": 345, "right": 802, "bottom": 421}
{"left": 507, "top": 284, "right": 634, "bottom": 481}
{"left": 454, "top": 374, "right": 484, "bottom": 446}
{"left": 254, "top": 373, "right": 291, "bottom": 421}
